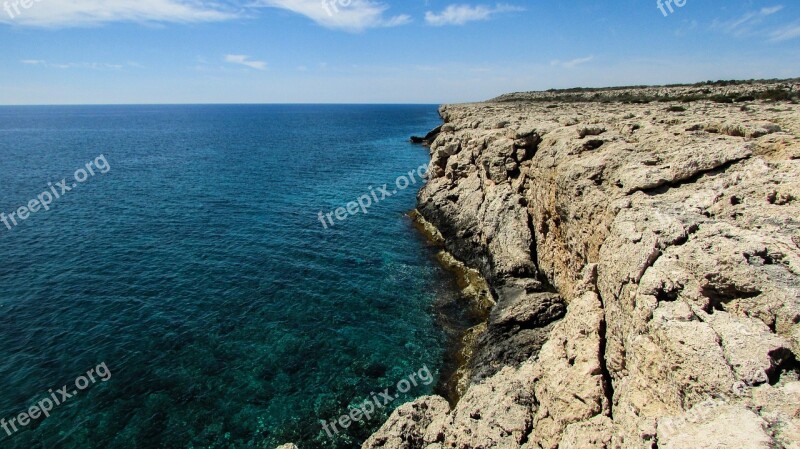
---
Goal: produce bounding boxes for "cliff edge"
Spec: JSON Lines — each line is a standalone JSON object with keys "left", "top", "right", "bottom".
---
{"left": 365, "top": 80, "right": 800, "bottom": 449}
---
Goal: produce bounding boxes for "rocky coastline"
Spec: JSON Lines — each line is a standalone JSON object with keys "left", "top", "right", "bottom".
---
{"left": 364, "top": 80, "right": 800, "bottom": 449}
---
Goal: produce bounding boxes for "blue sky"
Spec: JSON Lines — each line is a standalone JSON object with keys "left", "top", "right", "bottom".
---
{"left": 1, "top": 0, "right": 799, "bottom": 104}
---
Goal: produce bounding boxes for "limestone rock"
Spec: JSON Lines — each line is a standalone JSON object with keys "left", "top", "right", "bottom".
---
{"left": 657, "top": 404, "right": 773, "bottom": 449}
{"left": 362, "top": 396, "right": 450, "bottom": 449}
{"left": 527, "top": 270, "right": 610, "bottom": 449}
{"left": 468, "top": 290, "right": 565, "bottom": 383}
{"left": 558, "top": 415, "right": 613, "bottom": 449}
{"left": 370, "top": 83, "right": 800, "bottom": 449}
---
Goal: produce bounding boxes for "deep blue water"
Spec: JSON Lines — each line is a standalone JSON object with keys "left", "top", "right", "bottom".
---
{"left": 0, "top": 105, "right": 454, "bottom": 448}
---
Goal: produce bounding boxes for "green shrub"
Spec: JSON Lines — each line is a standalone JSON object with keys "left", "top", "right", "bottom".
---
{"left": 757, "top": 89, "right": 792, "bottom": 102}
{"left": 710, "top": 95, "right": 735, "bottom": 104}
{"left": 680, "top": 95, "right": 705, "bottom": 103}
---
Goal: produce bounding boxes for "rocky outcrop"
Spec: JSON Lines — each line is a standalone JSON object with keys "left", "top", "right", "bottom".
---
{"left": 411, "top": 125, "right": 443, "bottom": 146}
{"left": 365, "top": 83, "right": 800, "bottom": 449}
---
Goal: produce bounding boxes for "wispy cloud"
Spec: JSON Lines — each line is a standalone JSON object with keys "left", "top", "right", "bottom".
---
{"left": 711, "top": 5, "right": 784, "bottom": 37}
{"left": 425, "top": 3, "right": 523, "bottom": 26}
{"left": 0, "top": 0, "right": 417, "bottom": 32}
{"left": 551, "top": 55, "right": 594, "bottom": 69}
{"left": 674, "top": 19, "right": 698, "bottom": 37}
{"left": 21, "top": 59, "right": 127, "bottom": 69}
{"left": 224, "top": 54, "right": 268, "bottom": 70}
{"left": 252, "top": 0, "right": 411, "bottom": 32}
{"left": 769, "top": 22, "right": 800, "bottom": 42}
{"left": 0, "top": 0, "right": 239, "bottom": 27}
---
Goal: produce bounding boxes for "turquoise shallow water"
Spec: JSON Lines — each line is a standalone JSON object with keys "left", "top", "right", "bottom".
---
{"left": 0, "top": 105, "right": 454, "bottom": 448}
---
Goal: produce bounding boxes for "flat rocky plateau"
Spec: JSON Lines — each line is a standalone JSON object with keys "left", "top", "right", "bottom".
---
{"left": 362, "top": 80, "right": 800, "bottom": 449}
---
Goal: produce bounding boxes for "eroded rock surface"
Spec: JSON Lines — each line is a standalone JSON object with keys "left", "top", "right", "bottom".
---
{"left": 364, "top": 84, "right": 800, "bottom": 449}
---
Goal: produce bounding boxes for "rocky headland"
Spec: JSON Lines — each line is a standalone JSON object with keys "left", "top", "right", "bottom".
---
{"left": 366, "top": 80, "right": 800, "bottom": 449}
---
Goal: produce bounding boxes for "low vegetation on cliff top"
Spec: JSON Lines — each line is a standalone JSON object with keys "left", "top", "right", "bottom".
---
{"left": 493, "top": 78, "right": 800, "bottom": 105}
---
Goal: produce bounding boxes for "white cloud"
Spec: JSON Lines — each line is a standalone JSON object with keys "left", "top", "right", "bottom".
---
{"left": 711, "top": 5, "right": 784, "bottom": 37}
{"left": 710, "top": 5, "right": 800, "bottom": 43}
{"left": 21, "top": 59, "right": 127, "bottom": 69}
{"left": 0, "top": 0, "right": 239, "bottom": 27}
{"left": 551, "top": 55, "right": 594, "bottom": 69}
{"left": 0, "top": 0, "right": 412, "bottom": 31}
{"left": 769, "top": 22, "right": 800, "bottom": 42}
{"left": 425, "top": 3, "right": 523, "bottom": 26}
{"left": 253, "top": 0, "right": 411, "bottom": 32}
{"left": 760, "top": 6, "right": 785, "bottom": 16}
{"left": 224, "top": 54, "right": 268, "bottom": 70}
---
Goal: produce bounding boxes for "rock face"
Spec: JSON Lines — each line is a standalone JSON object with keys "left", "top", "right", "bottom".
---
{"left": 364, "top": 83, "right": 800, "bottom": 449}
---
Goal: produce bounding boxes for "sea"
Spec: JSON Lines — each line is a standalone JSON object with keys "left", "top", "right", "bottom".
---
{"left": 0, "top": 104, "right": 461, "bottom": 449}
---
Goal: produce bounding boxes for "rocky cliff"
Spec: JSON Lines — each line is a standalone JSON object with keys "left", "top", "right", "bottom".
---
{"left": 365, "top": 81, "right": 800, "bottom": 449}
